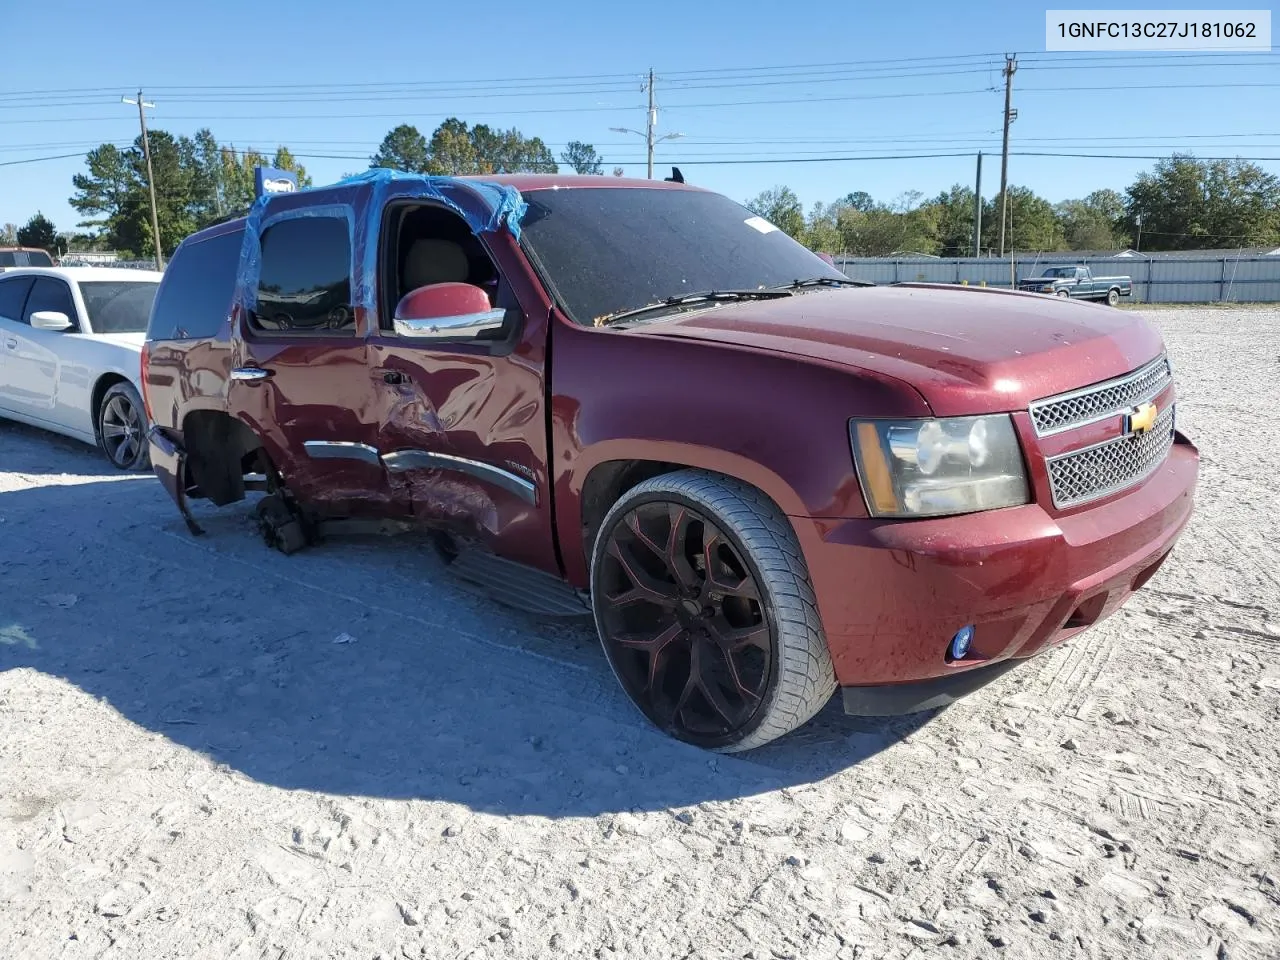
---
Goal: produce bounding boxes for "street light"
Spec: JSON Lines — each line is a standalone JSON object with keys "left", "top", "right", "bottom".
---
{"left": 610, "top": 127, "right": 683, "bottom": 179}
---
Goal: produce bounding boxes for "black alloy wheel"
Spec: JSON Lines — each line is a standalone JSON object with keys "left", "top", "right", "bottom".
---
{"left": 594, "top": 499, "right": 774, "bottom": 748}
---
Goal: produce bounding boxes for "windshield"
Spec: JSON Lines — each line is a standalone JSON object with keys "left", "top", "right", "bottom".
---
{"left": 1041, "top": 267, "right": 1075, "bottom": 278}
{"left": 518, "top": 187, "right": 850, "bottom": 325}
{"left": 79, "top": 280, "right": 160, "bottom": 334}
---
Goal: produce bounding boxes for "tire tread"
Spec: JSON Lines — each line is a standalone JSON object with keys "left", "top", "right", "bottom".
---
{"left": 591, "top": 469, "right": 837, "bottom": 752}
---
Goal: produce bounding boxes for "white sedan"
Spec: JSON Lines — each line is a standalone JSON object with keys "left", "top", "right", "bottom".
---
{"left": 0, "top": 267, "right": 162, "bottom": 470}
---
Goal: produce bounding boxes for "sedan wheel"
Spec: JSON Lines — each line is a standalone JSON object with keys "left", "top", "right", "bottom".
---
{"left": 591, "top": 470, "right": 835, "bottom": 751}
{"left": 98, "top": 382, "right": 150, "bottom": 471}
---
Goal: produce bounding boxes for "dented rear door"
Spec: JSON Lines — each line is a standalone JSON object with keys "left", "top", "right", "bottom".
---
{"left": 227, "top": 207, "right": 399, "bottom": 516}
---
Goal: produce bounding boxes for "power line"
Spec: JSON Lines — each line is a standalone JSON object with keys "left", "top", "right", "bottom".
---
{"left": 0, "top": 151, "right": 95, "bottom": 167}
{"left": 0, "top": 87, "right": 997, "bottom": 126}
{"left": 1, "top": 48, "right": 1271, "bottom": 101}
{"left": 13, "top": 148, "right": 1280, "bottom": 171}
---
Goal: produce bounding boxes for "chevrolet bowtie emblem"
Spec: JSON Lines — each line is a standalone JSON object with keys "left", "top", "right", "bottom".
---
{"left": 1125, "top": 401, "right": 1158, "bottom": 435}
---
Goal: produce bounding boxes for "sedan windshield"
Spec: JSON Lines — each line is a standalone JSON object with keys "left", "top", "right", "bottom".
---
{"left": 79, "top": 280, "right": 160, "bottom": 334}
{"left": 518, "top": 187, "right": 851, "bottom": 325}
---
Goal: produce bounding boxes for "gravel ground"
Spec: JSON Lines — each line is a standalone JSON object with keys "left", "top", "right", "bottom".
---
{"left": 1, "top": 306, "right": 1277, "bottom": 960}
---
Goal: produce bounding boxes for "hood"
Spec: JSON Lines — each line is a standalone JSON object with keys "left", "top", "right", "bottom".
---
{"left": 93, "top": 332, "right": 145, "bottom": 349}
{"left": 625, "top": 284, "right": 1164, "bottom": 416}
{"left": 1018, "top": 276, "right": 1062, "bottom": 284}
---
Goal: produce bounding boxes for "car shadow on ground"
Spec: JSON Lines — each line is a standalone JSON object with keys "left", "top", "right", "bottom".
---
{"left": 1, "top": 445, "right": 937, "bottom": 818}
{"left": 0, "top": 419, "right": 119, "bottom": 475}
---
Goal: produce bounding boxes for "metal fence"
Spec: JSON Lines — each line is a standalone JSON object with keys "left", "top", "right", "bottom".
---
{"left": 833, "top": 255, "right": 1280, "bottom": 303}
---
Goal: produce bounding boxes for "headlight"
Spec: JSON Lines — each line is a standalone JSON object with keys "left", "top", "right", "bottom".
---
{"left": 850, "top": 415, "right": 1029, "bottom": 518}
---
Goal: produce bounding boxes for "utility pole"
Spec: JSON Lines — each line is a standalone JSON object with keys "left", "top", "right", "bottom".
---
{"left": 997, "top": 55, "right": 1017, "bottom": 259}
{"left": 610, "top": 70, "right": 683, "bottom": 178}
{"left": 123, "top": 90, "right": 164, "bottom": 270}
{"left": 645, "top": 67, "right": 656, "bottom": 179}
{"left": 972, "top": 152, "right": 983, "bottom": 257}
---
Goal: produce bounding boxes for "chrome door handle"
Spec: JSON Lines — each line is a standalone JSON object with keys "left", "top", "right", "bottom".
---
{"left": 230, "top": 367, "right": 273, "bottom": 382}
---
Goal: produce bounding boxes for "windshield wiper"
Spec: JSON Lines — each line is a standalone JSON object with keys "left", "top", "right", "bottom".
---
{"left": 595, "top": 288, "right": 794, "bottom": 327}
{"left": 772, "top": 277, "right": 872, "bottom": 290}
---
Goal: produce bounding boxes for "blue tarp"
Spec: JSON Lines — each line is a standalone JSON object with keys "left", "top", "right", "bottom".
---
{"left": 233, "top": 168, "right": 527, "bottom": 325}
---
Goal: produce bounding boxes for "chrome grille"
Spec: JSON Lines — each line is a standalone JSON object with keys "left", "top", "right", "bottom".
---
{"left": 1029, "top": 356, "right": 1172, "bottom": 436}
{"left": 1046, "top": 405, "right": 1176, "bottom": 508}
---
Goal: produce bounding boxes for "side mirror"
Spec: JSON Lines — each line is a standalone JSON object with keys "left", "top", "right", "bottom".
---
{"left": 393, "top": 282, "right": 505, "bottom": 340}
{"left": 30, "top": 310, "right": 73, "bottom": 332}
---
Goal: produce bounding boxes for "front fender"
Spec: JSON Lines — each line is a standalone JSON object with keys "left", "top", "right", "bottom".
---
{"left": 549, "top": 319, "right": 930, "bottom": 586}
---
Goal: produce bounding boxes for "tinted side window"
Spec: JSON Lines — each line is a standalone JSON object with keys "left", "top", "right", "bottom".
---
{"left": 0, "top": 251, "right": 52, "bottom": 267}
{"left": 148, "top": 228, "right": 244, "bottom": 340}
{"left": 22, "top": 278, "right": 77, "bottom": 329}
{"left": 251, "top": 217, "right": 354, "bottom": 334}
{"left": 0, "top": 277, "right": 35, "bottom": 321}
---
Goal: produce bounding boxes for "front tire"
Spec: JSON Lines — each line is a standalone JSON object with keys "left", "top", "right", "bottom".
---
{"left": 590, "top": 470, "right": 836, "bottom": 752}
{"left": 97, "top": 382, "right": 150, "bottom": 471}
{"left": 1055, "top": 288, "right": 1071, "bottom": 299}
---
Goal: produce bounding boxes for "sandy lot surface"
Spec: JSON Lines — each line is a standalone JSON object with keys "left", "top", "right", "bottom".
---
{"left": 1, "top": 306, "right": 1276, "bottom": 960}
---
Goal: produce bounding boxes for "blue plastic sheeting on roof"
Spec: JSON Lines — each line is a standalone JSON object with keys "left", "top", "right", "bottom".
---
{"left": 231, "top": 168, "right": 527, "bottom": 329}
{"left": 336, "top": 167, "right": 528, "bottom": 240}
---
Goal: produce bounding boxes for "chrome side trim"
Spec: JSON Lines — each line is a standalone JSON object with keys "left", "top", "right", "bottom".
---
{"left": 381, "top": 449, "right": 537, "bottom": 505}
{"left": 303, "top": 440, "right": 382, "bottom": 465}
{"left": 230, "top": 367, "right": 272, "bottom": 381}
{"left": 393, "top": 309, "right": 506, "bottom": 340}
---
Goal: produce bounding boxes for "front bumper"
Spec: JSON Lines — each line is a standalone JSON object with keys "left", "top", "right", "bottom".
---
{"left": 791, "top": 437, "right": 1198, "bottom": 713}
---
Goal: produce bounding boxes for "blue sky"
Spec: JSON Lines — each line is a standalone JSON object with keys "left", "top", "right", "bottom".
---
{"left": 2, "top": 0, "right": 1277, "bottom": 235}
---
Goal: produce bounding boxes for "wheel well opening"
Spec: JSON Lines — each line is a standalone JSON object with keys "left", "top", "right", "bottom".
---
{"left": 181, "top": 411, "right": 268, "bottom": 506}
{"left": 580, "top": 459, "right": 685, "bottom": 557}
{"left": 90, "top": 374, "right": 131, "bottom": 438}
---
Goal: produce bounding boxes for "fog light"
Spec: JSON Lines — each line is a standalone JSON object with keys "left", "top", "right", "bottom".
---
{"left": 949, "top": 625, "right": 975, "bottom": 660}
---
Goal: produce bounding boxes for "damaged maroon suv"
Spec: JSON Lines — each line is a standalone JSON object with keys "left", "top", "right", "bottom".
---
{"left": 142, "top": 170, "right": 1198, "bottom": 752}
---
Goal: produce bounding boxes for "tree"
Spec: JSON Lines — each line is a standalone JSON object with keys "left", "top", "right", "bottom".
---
{"left": 804, "top": 201, "right": 844, "bottom": 253}
{"left": 826, "top": 192, "right": 942, "bottom": 257}
{"left": 17, "top": 212, "right": 57, "bottom": 254}
{"left": 71, "top": 130, "right": 316, "bottom": 254}
{"left": 982, "top": 186, "right": 1065, "bottom": 253}
{"left": 271, "top": 147, "right": 312, "bottom": 189}
{"left": 138, "top": 130, "right": 200, "bottom": 258}
{"left": 370, "top": 124, "right": 431, "bottom": 173}
{"left": 189, "top": 128, "right": 225, "bottom": 225}
{"left": 420, "top": 118, "right": 558, "bottom": 175}
{"left": 926, "top": 184, "right": 977, "bottom": 257}
{"left": 612, "top": 167, "right": 625, "bottom": 177}
{"left": 1057, "top": 189, "right": 1128, "bottom": 250}
{"left": 1123, "top": 155, "right": 1280, "bottom": 250}
{"left": 219, "top": 145, "right": 265, "bottom": 214}
{"left": 561, "top": 141, "right": 603, "bottom": 175}
{"left": 70, "top": 143, "right": 137, "bottom": 243}
{"left": 841, "top": 191, "right": 876, "bottom": 213}
{"left": 746, "top": 186, "right": 805, "bottom": 239}
{"left": 427, "top": 118, "right": 479, "bottom": 174}
{"left": 470, "top": 124, "right": 558, "bottom": 174}
{"left": 1, "top": 223, "right": 17, "bottom": 245}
